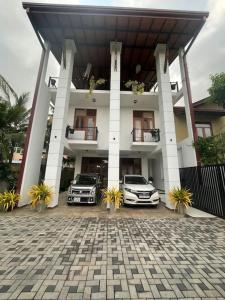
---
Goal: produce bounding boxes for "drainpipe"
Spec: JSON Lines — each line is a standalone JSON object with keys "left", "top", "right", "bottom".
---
{"left": 17, "top": 33, "right": 47, "bottom": 193}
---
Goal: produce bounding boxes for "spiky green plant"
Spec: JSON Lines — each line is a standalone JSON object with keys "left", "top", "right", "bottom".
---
{"left": 168, "top": 187, "right": 192, "bottom": 211}
{"left": 28, "top": 184, "right": 53, "bottom": 210}
{"left": 0, "top": 191, "right": 20, "bottom": 212}
{"left": 102, "top": 187, "right": 123, "bottom": 209}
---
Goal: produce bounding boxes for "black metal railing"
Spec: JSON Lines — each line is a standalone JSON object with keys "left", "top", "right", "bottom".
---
{"left": 180, "top": 164, "right": 225, "bottom": 219}
{"left": 66, "top": 126, "right": 98, "bottom": 141}
{"left": 131, "top": 128, "right": 160, "bottom": 142}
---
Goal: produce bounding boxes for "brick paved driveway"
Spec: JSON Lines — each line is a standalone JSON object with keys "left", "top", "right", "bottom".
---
{"left": 0, "top": 216, "right": 225, "bottom": 299}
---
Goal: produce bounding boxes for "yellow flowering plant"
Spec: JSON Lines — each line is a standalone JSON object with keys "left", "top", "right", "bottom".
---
{"left": 28, "top": 184, "right": 53, "bottom": 211}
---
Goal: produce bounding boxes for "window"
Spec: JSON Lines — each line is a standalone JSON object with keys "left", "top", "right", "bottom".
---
{"left": 133, "top": 111, "right": 155, "bottom": 142}
{"left": 74, "top": 109, "right": 96, "bottom": 129}
{"left": 196, "top": 123, "right": 212, "bottom": 138}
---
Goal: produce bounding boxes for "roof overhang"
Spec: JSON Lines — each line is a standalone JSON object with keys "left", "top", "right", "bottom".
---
{"left": 174, "top": 107, "right": 225, "bottom": 117}
{"left": 23, "top": 2, "right": 208, "bottom": 89}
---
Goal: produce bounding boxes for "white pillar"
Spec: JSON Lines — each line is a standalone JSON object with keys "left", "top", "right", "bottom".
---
{"left": 178, "top": 48, "right": 197, "bottom": 166}
{"left": 141, "top": 156, "right": 148, "bottom": 180}
{"left": 154, "top": 44, "right": 181, "bottom": 208}
{"left": 74, "top": 153, "right": 82, "bottom": 178}
{"left": 45, "top": 39, "right": 76, "bottom": 207}
{"left": 107, "top": 41, "right": 122, "bottom": 199}
{"left": 19, "top": 42, "right": 50, "bottom": 206}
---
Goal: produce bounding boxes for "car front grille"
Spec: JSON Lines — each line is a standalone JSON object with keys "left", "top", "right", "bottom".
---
{"left": 135, "top": 191, "right": 153, "bottom": 198}
{"left": 71, "top": 190, "right": 91, "bottom": 195}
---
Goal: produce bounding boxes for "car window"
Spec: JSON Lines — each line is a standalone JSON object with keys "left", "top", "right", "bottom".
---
{"left": 75, "top": 175, "right": 96, "bottom": 185}
{"left": 125, "top": 176, "right": 147, "bottom": 184}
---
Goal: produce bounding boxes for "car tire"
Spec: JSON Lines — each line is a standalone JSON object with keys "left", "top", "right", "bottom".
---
{"left": 67, "top": 202, "right": 73, "bottom": 206}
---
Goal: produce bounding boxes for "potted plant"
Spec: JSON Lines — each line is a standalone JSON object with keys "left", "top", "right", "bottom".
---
{"left": 0, "top": 191, "right": 20, "bottom": 212}
{"left": 86, "top": 76, "right": 106, "bottom": 99}
{"left": 28, "top": 184, "right": 53, "bottom": 212}
{"left": 125, "top": 80, "right": 145, "bottom": 95}
{"left": 168, "top": 187, "right": 192, "bottom": 214}
{"left": 102, "top": 187, "right": 123, "bottom": 212}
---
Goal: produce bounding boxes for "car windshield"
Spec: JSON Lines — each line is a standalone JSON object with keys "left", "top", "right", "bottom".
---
{"left": 125, "top": 176, "right": 147, "bottom": 185}
{"left": 75, "top": 175, "right": 96, "bottom": 185}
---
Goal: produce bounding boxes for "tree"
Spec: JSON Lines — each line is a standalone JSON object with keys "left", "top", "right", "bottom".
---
{"left": 208, "top": 72, "right": 225, "bottom": 108}
{"left": 194, "top": 134, "right": 225, "bottom": 165}
{"left": 0, "top": 75, "right": 30, "bottom": 164}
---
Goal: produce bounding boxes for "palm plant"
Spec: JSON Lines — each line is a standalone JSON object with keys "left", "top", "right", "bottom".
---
{"left": 0, "top": 75, "right": 30, "bottom": 164}
{"left": 28, "top": 184, "right": 53, "bottom": 211}
{"left": 168, "top": 187, "right": 192, "bottom": 214}
{"left": 0, "top": 191, "right": 20, "bottom": 212}
{"left": 102, "top": 187, "right": 123, "bottom": 210}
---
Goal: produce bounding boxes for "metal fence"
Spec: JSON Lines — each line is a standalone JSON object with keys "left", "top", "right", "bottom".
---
{"left": 180, "top": 164, "right": 225, "bottom": 219}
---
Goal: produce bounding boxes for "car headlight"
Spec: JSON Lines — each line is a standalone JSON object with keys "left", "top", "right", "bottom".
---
{"left": 90, "top": 187, "right": 96, "bottom": 195}
{"left": 68, "top": 186, "right": 72, "bottom": 193}
{"left": 124, "top": 188, "right": 136, "bottom": 193}
{"left": 151, "top": 189, "right": 158, "bottom": 194}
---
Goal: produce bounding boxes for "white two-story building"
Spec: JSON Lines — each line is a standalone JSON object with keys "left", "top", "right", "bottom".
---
{"left": 18, "top": 3, "right": 208, "bottom": 208}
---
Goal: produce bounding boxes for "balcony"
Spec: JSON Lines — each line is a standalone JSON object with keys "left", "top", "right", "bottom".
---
{"left": 131, "top": 128, "right": 160, "bottom": 150}
{"left": 65, "top": 126, "right": 98, "bottom": 148}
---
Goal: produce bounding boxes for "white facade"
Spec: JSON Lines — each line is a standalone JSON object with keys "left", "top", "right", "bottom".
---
{"left": 19, "top": 39, "right": 197, "bottom": 208}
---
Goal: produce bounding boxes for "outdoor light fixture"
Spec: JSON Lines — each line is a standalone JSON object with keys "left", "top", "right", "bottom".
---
{"left": 171, "top": 82, "right": 177, "bottom": 91}
{"left": 92, "top": 98, "right": 96, "bottom": 103}
{"left": 134, "top": 99, "right": 137, "bottom": 104}
{"left": 50, "top": 78, "right": 56, "bottom": 88}
{"left": 83, "top": 63, "right": 92, "bottom": 79}
{"left": 135, "top": 64, "right": 141, "bottom": 74}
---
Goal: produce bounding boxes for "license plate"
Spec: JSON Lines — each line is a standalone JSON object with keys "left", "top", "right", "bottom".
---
{"left": 74, "top": 197, "right": 80, "bottom": 202}
{"left": 139, "top": 193, "right": 149, "bottom": 199}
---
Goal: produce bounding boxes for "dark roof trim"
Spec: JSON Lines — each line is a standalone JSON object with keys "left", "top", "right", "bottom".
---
{"left": 174, "top": 106, "right": 225, "bottom": 116}
{"left": 22, "top": 2, "right": 209, "bottom": 20}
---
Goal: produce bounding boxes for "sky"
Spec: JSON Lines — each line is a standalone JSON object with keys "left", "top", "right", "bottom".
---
{"left": 0, "top": 0, "right": 225, "bottom": 106}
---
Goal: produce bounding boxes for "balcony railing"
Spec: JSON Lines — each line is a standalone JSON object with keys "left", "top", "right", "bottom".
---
{"left": 132, "top": 128, "right": 160, "bottom": 142}
{"left": 66, "top": 126, "right": 98, "bottom": 141}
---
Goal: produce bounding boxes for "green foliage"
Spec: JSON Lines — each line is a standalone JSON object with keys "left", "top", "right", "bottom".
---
{"left": 194, "top": 135, "right": 225, "bottom": 165}
{"left": 0, "top": 190, "right": 20, "bottom": 212}
{"left": 102, "top": 187, "right": 123, "bottom": 209}
{"left": 208, "top": 72, "right": 225, "bottom": 108}
{"left": 28, "top": 184, "right": 53, "bottom": 210}
{"left": 0, "top": 75, "right": 30, "bottom": 164}
{"left": 125, "top": 80, "right": 145, "bottom": 95}
{"left": 86, "top": 76, "right": 106, "bottom": 98}
{"left": 168, "top": 187, "right": 192, "bottom": 210}
{"left": 0, "top": 163, "right": 17, "bottom": 190}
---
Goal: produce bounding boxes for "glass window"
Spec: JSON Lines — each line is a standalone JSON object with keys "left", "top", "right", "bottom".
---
{"left": 196, "top": 123, "right": 212, "bottom": 138}
{"left": 125, "top": 176, "right": 147, "bottom": 185}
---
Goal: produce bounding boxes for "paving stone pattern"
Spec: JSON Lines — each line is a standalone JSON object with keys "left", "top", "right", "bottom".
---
{"left": 0, "top": 216, "right": 225, "bottom": 299}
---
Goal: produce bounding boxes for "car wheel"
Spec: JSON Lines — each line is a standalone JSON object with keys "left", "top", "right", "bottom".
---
{"left": 67, "top": 202, "right": 73, "bottom": 206}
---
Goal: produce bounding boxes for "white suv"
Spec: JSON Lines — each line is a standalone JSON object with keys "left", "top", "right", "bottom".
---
{"left": 121, "top": 175, "right": 160, "bottom": 206}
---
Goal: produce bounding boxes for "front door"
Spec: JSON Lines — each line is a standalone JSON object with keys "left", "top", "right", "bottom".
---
{"left": 81, "top": 157, "right": 108, "bottom": 187}
{"left": 120, "top": 158, "right": 141, "bottom": 178}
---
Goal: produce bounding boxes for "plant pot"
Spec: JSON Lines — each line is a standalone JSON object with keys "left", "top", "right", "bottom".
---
{"left": 177, "top": 202, "right": 186, "bottom": 215}
{"left": 36, "top": 201, "right": 47, "bottom": 213}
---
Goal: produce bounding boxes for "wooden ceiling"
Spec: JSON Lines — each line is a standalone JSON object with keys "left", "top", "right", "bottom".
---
{"left": 23, "top": 3, "right": 208, "bottom": 90}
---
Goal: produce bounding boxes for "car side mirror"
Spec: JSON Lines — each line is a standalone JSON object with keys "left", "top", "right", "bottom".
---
{"left": 148, "top": 176, "right": 153, "bottom": 184}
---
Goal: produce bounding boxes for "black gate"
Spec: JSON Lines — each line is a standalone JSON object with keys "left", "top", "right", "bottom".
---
{"left": 180, "top": 164, "right": 225, "bottom": 219}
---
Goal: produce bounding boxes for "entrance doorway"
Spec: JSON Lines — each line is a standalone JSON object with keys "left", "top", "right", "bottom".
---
{"left": 81, "top": 157, "right": 108, "bottom": 187}
{"left": 120, "top": 158, "right": 141, "bottom": 178}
